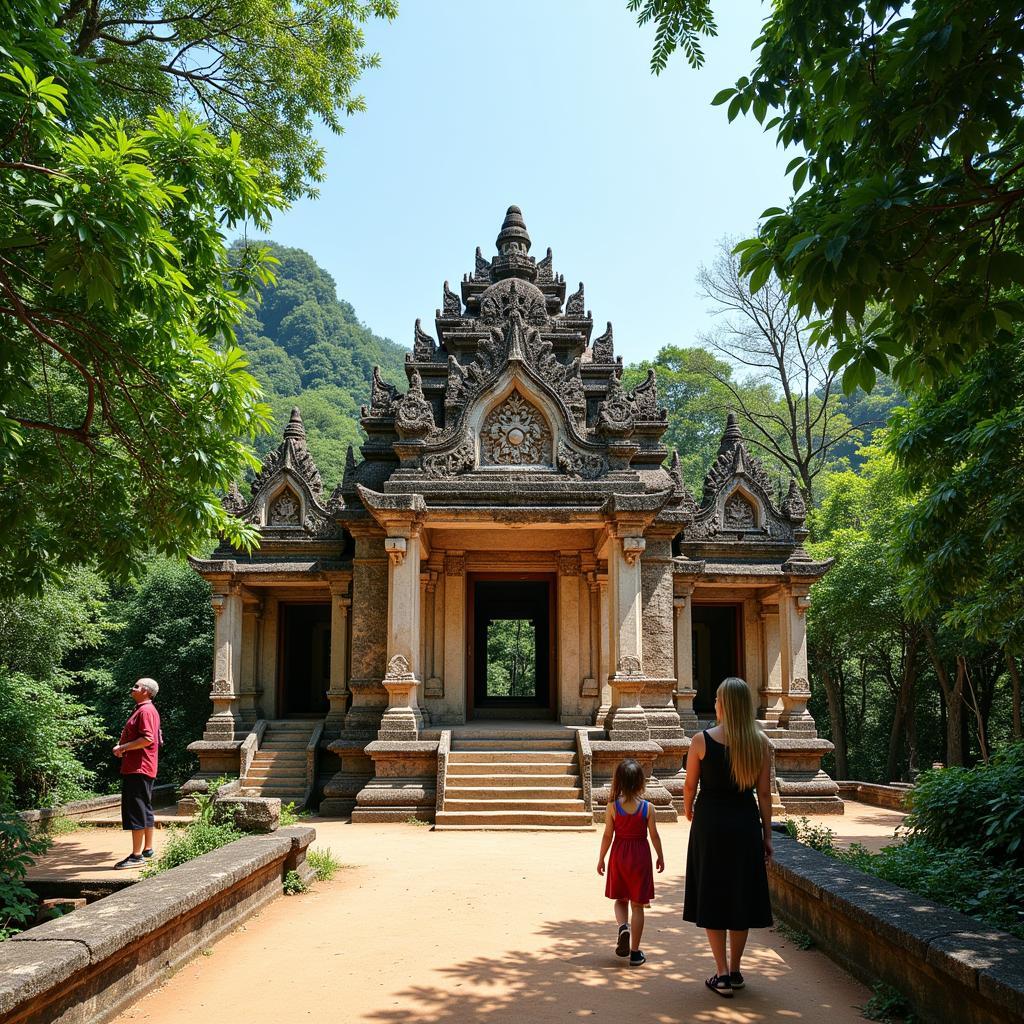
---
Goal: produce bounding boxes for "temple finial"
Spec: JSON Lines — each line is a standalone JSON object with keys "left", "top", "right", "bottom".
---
{"left": 717, "top": 411, "right": 743, "bottom": 454}
{"left": 284, "top": 406, "right": 306, "bottom": 440}
{"left": 496, "top": 205, "right": 531, "bottom": 256}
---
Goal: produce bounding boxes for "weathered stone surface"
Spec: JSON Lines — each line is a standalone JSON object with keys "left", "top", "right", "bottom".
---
{"left": 0, "top": 940, "right": 87, "bottom": 1016}
{"left": 222, "top": 795, "right": 281, "bottom": 834}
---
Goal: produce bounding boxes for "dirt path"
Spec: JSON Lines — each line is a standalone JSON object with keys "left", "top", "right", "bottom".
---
{"left": 105, "top": 805, "right": 902, "bottom": 1024}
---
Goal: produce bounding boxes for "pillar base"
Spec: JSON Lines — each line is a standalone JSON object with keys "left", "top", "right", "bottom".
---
{"left": 351, "top": 740, "right": 439, "bottom": 823}
{"left": 589, "top": 740, "right": 677, "bottom": 822}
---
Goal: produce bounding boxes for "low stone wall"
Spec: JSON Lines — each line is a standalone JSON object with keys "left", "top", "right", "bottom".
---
{"left": 768, "top": 834, "right": 1024, "bottom": 1024}
{"left": 835, "top": 780, "right": 911, "bottom": 811}
{"left": 19, "top": 787, "right": 176, "bottom": 831}
{"left": 0, "top": 826, "right": 315, "bottom": 1024}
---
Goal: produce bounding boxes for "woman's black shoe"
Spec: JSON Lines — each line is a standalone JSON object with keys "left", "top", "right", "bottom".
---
{"left": 705, "top": 974, "right": 733, "bottom": 998}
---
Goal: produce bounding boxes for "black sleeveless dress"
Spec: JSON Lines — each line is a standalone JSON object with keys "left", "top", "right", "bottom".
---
{"left": 683, "top": 730, "right": 773, "bottom": 929}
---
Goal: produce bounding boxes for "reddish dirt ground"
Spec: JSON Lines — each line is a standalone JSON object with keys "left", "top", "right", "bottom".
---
{"left": 65, "top": 804, "right": 906, "bottom": 1024}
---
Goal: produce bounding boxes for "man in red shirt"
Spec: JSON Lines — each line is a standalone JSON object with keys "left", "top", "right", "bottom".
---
{"left": 113, "top": 677, "right": 162, "bottom": 869}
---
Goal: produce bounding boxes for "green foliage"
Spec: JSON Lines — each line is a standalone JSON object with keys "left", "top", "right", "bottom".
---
{"left": 143, "top": 819, "right": 243, "bottom": 876}
{"left": 279, "top": 802, "right": 300, "bottom": 827}
{"left": 904, "top": 746, "right": 1024, "bottom": 866}
{"left": 889, "top": 333, "right": 1024, "bottom": 646}
{"left": 628, "top": 0, "right": 717, "bottom": 73}
{"left": 0, "top": 569, "right": 109, "bottom": 807}
{"left": 774, "top": 921, "right": 814, "bottom": 950}
{"left": 57, "top": 0, "right": 397, "bottom": 201}
{"left": 859, "top": 982, "right": 917, "bottom": 1024}
{"left": 307, "top": 847, "right": 341, "bottom": 882}
{"left": 838, "top": 839, "right": 1024, "bottom": 941}
{"left": 0, "top": 773, "right": 51, "bottom": 940}
{"left": 0, "top": 14, "right": 284, "bottom": 594}
{"left": 714, "top": 3, "right": 1024, "bottom": 391}
{"left": 282, "top": 869, "right": 308, "bottom": 895}
{"left": 784, "top": 816, "right": 837, "bottom": 854}
{"left": 485, "top": 619, "right": 536, "bottom": 698}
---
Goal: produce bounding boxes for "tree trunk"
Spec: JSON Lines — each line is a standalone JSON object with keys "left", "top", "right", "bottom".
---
{"left": 924, "top": 627, "right": 964, "bottom": 767}
{"left": 885, "top": 631, "right": 920, "bottom": 782}
{"left": 962, "top": 659, "right": 990, "bottom": 764}
{"left": 1006, "top": 647, "right": 1023, "bottom": 741}
{"left": 821, "top": 665, "right": 849, "bottom": 778}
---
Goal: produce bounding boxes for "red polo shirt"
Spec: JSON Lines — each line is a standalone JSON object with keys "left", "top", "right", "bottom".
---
{"left": 119, "top": 700, "right": 160, "bottom": 778}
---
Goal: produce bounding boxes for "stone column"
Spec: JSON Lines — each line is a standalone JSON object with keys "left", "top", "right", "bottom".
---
{"left": 558, "top": 552, "right": 582, "bottom": 722}
{"left": 423, "top": 570, "right": 443, "bottom": 699}
{"left": 324, "top": 580, "right": 350, "bottom": 739}
{"left": 673, "top": 587, "right": 698, "bottom": 733}
{"left": 760, "top": 598, "right": 784, "bottom": 723}
{"left": 780, "top": 585, "right": 815, "bottom": 734}
{"left": 345, "top": 529, "right": 389, "bottom": 736}
{"left": 605, "top": 533, "right": 649, "bottom": 741}
{"left": 582, "top": 573, "right": 600, "bottom": 700}
{"left": 204, "top": 584, "right": 243, "bottom": 740}
{"left": 443, "top": 552, "right": 466, "bottom": 722}
{"left": 378, "top": 527, "right": 424, "bottom": 740}
{"left": 238, "top": 592, "right": 263, "bottom": 727}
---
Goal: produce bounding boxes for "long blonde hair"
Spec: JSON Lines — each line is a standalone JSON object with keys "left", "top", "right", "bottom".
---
{"left": 717, "top": 677, "right": 765, "bottom": 790}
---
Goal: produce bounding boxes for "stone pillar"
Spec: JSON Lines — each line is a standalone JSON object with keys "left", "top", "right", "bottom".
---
{"left": 558, "top": 552, "right": 582, "bottom": 722}
{"left": 443, "top": 551, "right": 466, "bottom": 722}
{"left": 345, "top": 529, "right": 389, "bottom": 736}
{"left": 238, "top": 592, "right": 263, "bottom": 727}
{"left": 780, "top": 586, "right": 816, "bottom": 734}
{"left": 582, "top": 573, "right": 600, "bottom": 700}
{"left": 324, "top": 581, "right": 350, "bottom": 739}
{"left": 605, "top": 533, "right": 650, "bottom": 741}
{"left": 761, "top": 598, "right": 784, "bottom": 724}
{"left": 204, "top": 584, "right": 244, "bottom": 740}
{"left": 423, "top": 570, "right": 443, "bottom": 699}
{"left": 673, "top": 587, "right": 698, "bottom": 733}
{"left": 378, "top": 527, "right": 424, "bottom": 740}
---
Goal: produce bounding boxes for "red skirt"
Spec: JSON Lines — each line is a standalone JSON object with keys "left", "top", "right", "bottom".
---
{"left": 605, "top": 837, "right": 655, "bottom": 904}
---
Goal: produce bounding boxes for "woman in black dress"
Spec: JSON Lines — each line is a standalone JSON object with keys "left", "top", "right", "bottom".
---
{"left": 683, "top": 676, "right": 773, "bottom": 998}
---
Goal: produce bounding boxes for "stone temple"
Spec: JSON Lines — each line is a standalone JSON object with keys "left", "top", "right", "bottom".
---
{"left": 186, "top": 207, "right": 841, "bottom": 825}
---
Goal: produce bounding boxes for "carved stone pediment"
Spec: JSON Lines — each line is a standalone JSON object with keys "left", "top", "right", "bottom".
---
{"left": 480, "top": 391, "right": 552, "bottom": 467}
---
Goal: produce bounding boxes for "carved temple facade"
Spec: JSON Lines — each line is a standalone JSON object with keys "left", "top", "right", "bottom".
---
{"left": 187, "top": 207, "right": 841, "bottom": 821}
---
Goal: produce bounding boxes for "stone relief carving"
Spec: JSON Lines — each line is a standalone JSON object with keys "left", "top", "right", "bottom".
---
{"left": 565, "top": 282, "right": 585, "bottom": 316}
{"left": 269, "top": 489, "right": 301, "bottom": 526}
{"left": 724, "top": 492, "right": 757, "bottom": 530}
{"left": 474, "top": 246, "right": 491, "bottom": 281}
{"left": 394, "top": 370, "right": 436, "bottom": 440}
{"left": 630, "top": 369, "right": 662, "bottom": 420}
{"left": 412, "top": 319, "right": 436, "bottom": 362}
{"left": 363, "top": 366, "right": 399, "bottom": 419}
{"left": 480, "top": 278, "right": 547, "bottom": 327}
{"left": 782, "top": 479, "right": 808, "bottom": 522}
{"left": 444, "top": 552, "right": 466, "bottom": 577}
{"left": 557, "top": 553, "right": 581, "bottom": 576}
{"left": 386, "top": 654, "right": 413, "bottom": 678}
{"left": 480, "top": 391, "right": 552, "bottom": 466}
{"left": 592, "top": 322, "right": 615, "bottom": 363}
{"left": 599, "top": 377, "right": 635, "bottom": 437}
{"left": 557, "top": 441, "right": 605, "bottom": 480}
{"left": 536, "top": 247, "right": 554, "bottom": 283}
{"left": 442, "top": 280, "right": 461, "bottom": 316}
{"left": 617, "top": 656, "right": 643, "bottom": 676}
{"left": 222, "top": 482, "right": 246, "bottom": 515}
{"left": 422, "top": 435, "right": 476, "bottom": 479}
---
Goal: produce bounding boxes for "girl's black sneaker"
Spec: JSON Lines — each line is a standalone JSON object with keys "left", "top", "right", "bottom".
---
{"left": 615, "top": 925, "right": 630, "bottom": 958}
{"left": 629, "top": 950, "right": 646, "bottom": 967}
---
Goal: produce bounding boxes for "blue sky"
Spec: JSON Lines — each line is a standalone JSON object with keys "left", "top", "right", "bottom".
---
{"left": 265, "top": 1, "right": 793, "bottom": 364}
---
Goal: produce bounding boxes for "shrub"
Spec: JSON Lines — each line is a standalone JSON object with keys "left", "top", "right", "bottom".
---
{"left": 785, "top": 816, "right": 837, "bottom": 853}
{"left": 283, "top": 870, "right": 308, "bottom": 895}
{"left": 836, "top": 839, "right": 1024, "bottom": 940}
{"left": 0, "top": 773, "right": 51, "bottom": 939}
{"left": 279, "top": 801, "right": 299, "bottom": 827}
{"left": 906, "top": 744, "right": 1024, "bottom": 866}
{"left": 307, "top": 847, "right": 340, "bottom": 882}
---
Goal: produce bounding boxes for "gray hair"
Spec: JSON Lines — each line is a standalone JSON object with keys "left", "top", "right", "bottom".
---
{"left": 137, "top": 677, "right": 159, "bottom": 698}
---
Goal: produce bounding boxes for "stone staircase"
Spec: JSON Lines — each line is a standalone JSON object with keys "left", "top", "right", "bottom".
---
{"left": 239, "top": 720, "right": 316, "bottom": 807}
{"left": 435, "top": 729, "right": 593, "bottom": 831}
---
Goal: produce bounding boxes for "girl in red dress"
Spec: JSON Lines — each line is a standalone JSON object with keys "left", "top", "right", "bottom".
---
{"left": 597, "top": 758, "right": 665, "bottom": 966}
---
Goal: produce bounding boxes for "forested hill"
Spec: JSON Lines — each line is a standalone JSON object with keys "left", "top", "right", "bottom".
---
{"left": 234, "top": 241, "right": 408, "bottom": 488}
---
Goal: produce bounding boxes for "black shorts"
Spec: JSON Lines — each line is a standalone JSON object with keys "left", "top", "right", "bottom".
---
{"left": 121, "top": 773, "right": 155, "bottom": 830}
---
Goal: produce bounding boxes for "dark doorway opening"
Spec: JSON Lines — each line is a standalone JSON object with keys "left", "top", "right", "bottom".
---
{"left": 691, "top": 603, "right": 742, "bottom": 716}
{"left": 278, "top": 602, "right": 331, "bottom": 716}
{"left": 469, "top": 577, "right": 555, "bottom": 720}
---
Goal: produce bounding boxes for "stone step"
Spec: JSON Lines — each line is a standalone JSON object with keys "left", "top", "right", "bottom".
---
{"left": 443, "top": 798, "right": 585, "bottom": 812}
{"left": 449, "top": 738, "right": 576, "bottom": 751}
{"left": 434, "top": 810, "right": 594, "bottom": 828}
{"left": 448, "top": 750, "right": 575, "bottom": 764}
{"left": 443, "top": 773, "right": 580, "bottom": 788}
{"left": 239, "top": 786, "right": 306, "bottom": 800}
{"left": 244, "top": 768, "right": 306, "bottom": 781}
{"left": 259, "top": 739, "right": 311, "bottom": 750}
{"left": 444, "top": 785, "right": 582, "bottom": 800}
{"left": 250, "top": 757, "right": 306, "bottom": 769}
{"left": 446, "top": 761, "right": 579, "bottom": 776}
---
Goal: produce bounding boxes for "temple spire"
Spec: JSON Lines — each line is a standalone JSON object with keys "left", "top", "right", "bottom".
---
{"left": 496, "top": 205, "right": 531, "bottom": 255}
{"left": 283, "top": 406, "right": 306, "bottom": 441}
{"left": 717, "top": 411, "right": 743, "bottom": 456}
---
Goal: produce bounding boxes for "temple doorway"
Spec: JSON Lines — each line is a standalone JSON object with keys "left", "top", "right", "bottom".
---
{"left": 691, "top": 603, "right": 742, "bottom": 716}
{"left": 467, "top": 575, "right": 556, "bottom": 720}
{"left": 278, "top": 602, "right": 331, "bottom": 716}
